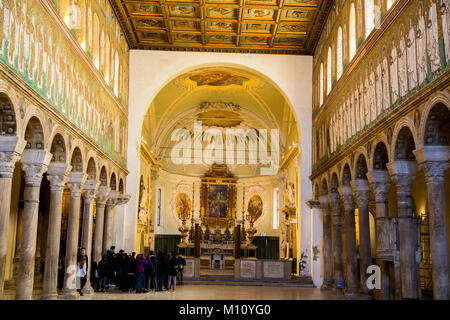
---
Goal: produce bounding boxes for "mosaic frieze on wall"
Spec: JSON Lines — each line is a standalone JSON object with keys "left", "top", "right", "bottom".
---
{"left": 312, "top": 0, "right": 450, "bottom": 169}
{"left": 52, "top": 0, "right": 129, "bottom": 105}
{"left": 0, "top": 0, "right": 127, "bottom": 167}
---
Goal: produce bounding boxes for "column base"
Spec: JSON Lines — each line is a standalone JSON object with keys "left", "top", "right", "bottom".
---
{"left": 41, "top": 292, "right": 58, "bottom": 300}
{"left": 59, "top": 289, "right": 80, "bottom": 300}
{"left": 332, "top": 284, "right": 345, "bottom": 295}
{"left": 320, "top": 280, "right": 334, "bottom": 291}
{"left": 344, "top": 290, "right": 360, "bottom": 300}
{"left": 82, "top": 282, "right": 93, "bottom": 294}
{"left": 359, "top": 290, "right": 375, "bottom": 300}
{"left": 15, "top": 294, "right": 33, "bottom": 300}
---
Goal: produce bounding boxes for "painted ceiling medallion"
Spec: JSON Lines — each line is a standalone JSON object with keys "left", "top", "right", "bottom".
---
{"left": 189, "top": 72, "right": 250, "bottom": 86}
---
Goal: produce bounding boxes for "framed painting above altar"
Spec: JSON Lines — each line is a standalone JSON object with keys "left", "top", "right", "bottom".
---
{"left": 200, "top": 164, "right": 237, "bottom": 226}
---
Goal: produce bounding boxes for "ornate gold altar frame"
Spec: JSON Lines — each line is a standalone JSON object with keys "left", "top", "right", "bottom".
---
{"left": 200, "top": 164, "right": 237, "bottom": 226}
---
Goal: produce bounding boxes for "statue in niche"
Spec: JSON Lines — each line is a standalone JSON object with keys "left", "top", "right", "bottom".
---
{"left": 398, "top": 28, "right": 408, "bottom": 98}
{"left": 138, "top": 177, "right": 149, "bottom": 226}
{"left": 442, "top": 0, "right": 450, "bottom": 64}
{"left": 406, "top": 17, "right": 418, "bottom": 90}
{"left": 375, "top": 61, "right": 383, "bottom": 117}
{"left": 8, "top": 0, "right": 16, "bottom": 66}
{"left": 417, "top": 5, "right": 428, "bottom": 85}
{"left": 364, "top": 72, "right": 370, "bottom": 125}
{"left": 389, "top": 39, "right": 399, "bottom": 104}
{"left": 369, "top": 65, "right": 376, "bottom": 122}
{"left": 381, "top": 48, "right": 390, "bottom": 110}
{"left": 427, "top": 0, "right": 441, "bottom": 74}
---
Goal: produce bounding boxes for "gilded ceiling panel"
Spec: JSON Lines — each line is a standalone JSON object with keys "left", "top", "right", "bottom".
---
{"left": 110, "top": 0, "right": 333, "bottom": 54}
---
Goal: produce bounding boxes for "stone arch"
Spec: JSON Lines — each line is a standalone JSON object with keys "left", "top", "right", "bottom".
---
{"left": 119, "top": 178, "right": 124, "bottom": 194}
{"left": 330, "top": 172, "right": 339, "bottom": 193}
{"left": 50, "top": 133, "right": 67, "bottom": 163}
{"left": 24, "top": 116, "right": 45, "bottom": 150}
{"left": 86, "top": 157, "right": 97, "bottom": 180}
{"left": 69, "top": 139, "right": 86, "bottom": 171}
{"left": 70, "top": 147, "right": 83, "bottom": 172}
{"left": 422, "top": 103, "right": 450, "bottom": 147}
{"left": 372, "top": 141, "right": 389, "bottom": 170}
{"left": 389, "top": 118, "right": 417, "bottom": 161}
{"left": 99, "top": 166, "right": 108, "bottom": 186}
{"left": 342, "top": 163, "right": 352, "bottom": 185}
{"left": 321, "top": 177, "right": 329, "bottom": 195}
{"left": 418, "top": 92, "right": 450, "bottom": 147}
{"left": 394, "top": 126, "right": 417, "bottom": 161}
{"left": 110, "top": 172, "right": 117, "bottom": 191}
{"left": 22, "top": 106, "right": 49, "bottom": 149}
{"left": 355, "top": 154, "right": 368, "bottom": 179}
{"left": 0, "top": 92, "right": 18, "bottom": 136}
{"left": 0, "top": 84, "right": 22, "bottom": 134}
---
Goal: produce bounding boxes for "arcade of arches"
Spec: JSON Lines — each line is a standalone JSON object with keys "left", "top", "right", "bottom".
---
{"left": 0, "top": 0, "right": 449, "bottom": 301}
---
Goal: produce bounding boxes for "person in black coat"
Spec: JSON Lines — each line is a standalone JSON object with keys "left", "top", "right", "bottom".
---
{"left": 176, "top": 253, "right": 187, "bottom": 285}
{"left": 95, "top": 255, "right": 108, "bottom": 292}
{"left": 156, "top": 252, "right": 167, "bottom": 291}
{"left": 167, "top": 253, "right": 179, "bottom": 292}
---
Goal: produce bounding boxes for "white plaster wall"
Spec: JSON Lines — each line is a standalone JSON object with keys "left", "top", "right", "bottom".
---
{"left": 124, "top": 50, "right": 313, "bottom": 253}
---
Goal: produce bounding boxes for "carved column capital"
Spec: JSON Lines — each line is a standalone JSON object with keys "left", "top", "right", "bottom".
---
{"left": 117, "top": 193, "right": 131, "bottom": 206}
{"left": 84, "top": 179, "right": 100, "bottom": 202}
{"left": 67, "top": 172, "right": 88, "bottom": 197}
{"left": 0, "top": 136, "right": 26, "bottom": 176}
{"left": 96, "top": 185, "right": 111, "bottom": 206}
{"left": 21, "top": 150, "right": 52, "bottom": 185}
{"left": 107, "top": 190, "right": 118, "bottom": 208}
{"left": 420, "top": 161, "right": 450, "bottom": 183}
{"left": 305, "top": 199, "right": 320, "bottom": 209}
{"left": 0, "top": 151, "right": 22, "bottom": 176}
{"left": 47, "top": 163, "right": 71, "bottom": 191}
{"left": 328, "top": 192, "right": 340, "bottom": 208}
{"left": 352, "top": 179, "right": 370, "bottom": 208}
{"left": 339, "top": 185, "right": 354, "bottom": 211}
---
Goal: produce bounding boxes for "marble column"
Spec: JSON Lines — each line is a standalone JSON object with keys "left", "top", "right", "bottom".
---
{"left": 61, "top": 172, "right": 87, "bottom": 300}
{"left": 387, "top": 161, "right": 419, "bottom": 299}
{"left": 15, "top": 149, "right": 52, "bottom": 300}
{"left": 80, "top": 179, "right": 100, "bottom": 294}
{"left": 318, "top": 195, "right": 333, "bottom": 290}
{"left": 368, "top": 170, "right": 394, "bottom": 299}
{"left": 0, "top": 136, "right": 25, "bottom": 299}
{"left": 328, "top": 192, "right": 345, "bottom": 294}
{"left": 103, "top": 190, "right": 117, "bottom": 255}
{"left": 415, "top": 146, "right": 450, "bottom": 300}
{"left": 41, "top": 163, "right": 70, "bottom": 300}
{"left": 352, "top": 179, "right": 373, "bottom": 298}
{"left": 306, "top": 200, "right": 324, "bottom": 288}
{"left": 339, "top": 186, "right": 359, "bottom": 299}
{"left": 93, "top": 186, "right": 110, "bottom": 264}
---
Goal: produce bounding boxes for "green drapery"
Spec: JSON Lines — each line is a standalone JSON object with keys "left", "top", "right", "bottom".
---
{"left": 253, "top": 236, "right": 279, "bottom": 260}
{"left": 154, "top": 235, "right": 181, "bottom": 255}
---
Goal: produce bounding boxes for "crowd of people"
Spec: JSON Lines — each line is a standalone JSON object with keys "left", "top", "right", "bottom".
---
{"left": 70, "top": 246, "right": 186, "bottom": 295}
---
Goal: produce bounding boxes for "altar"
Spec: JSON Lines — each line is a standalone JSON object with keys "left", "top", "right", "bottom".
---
{"left": 177, "top": 164, "right": 258, "bottom": 273}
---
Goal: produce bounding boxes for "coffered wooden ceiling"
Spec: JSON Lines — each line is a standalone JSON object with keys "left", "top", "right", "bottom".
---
{"left": 109, "top": 0, "right": 333, "bottom": 54}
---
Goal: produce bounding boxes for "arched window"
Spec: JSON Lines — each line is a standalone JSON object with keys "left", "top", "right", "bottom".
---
{"left": 327, "top": 47, "right": 332, "bottom": 94}
{"left": 93, "top": 13, "right": 100, "bottom": 68}
{"left": 114, "top": 51, "right": 119, "bottom": 96}
{"left": 349, "top": 3, "right": 357, "bottom": 60}
{"left": 365, "top": 0, "right": 375, "bottom": 37}
{"left": 320, "top": 63, "right": 324, "bottom": 105}
{"left": 105, "top": 35, "right": 110, "bottom": 83}
{"left": 337, "top": 26, "right": 343, "bottom": 79}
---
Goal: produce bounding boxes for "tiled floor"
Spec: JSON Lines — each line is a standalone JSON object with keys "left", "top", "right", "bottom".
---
{"left": 2, "top": 285, "right": 343, "bottom": 300}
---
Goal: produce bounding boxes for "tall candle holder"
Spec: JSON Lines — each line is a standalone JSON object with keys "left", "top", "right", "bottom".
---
{"left": 245, "top": 211, "right": 257, "bottom": 245}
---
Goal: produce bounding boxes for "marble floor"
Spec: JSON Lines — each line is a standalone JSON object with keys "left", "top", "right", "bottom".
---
{"left": 2, "top": 285, "right": 343, "bottom": 300}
